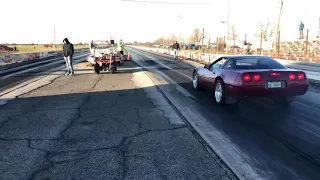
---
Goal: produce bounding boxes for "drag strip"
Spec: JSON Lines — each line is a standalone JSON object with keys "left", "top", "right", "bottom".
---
{"left": 126, "top": 46, "right": 320, "bottom": 180}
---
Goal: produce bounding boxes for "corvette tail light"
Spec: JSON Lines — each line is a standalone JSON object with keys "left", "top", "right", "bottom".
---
{"left": 243, "top": 75, "right": 251, "bottom": 82}
{"left": 253, "top": 74, "right": 261, "bottom": 81}
{"left": 289, "top": 74, "right": 296, "bottom": 80}
{"left": 298, "top": 73, "right": 305, "bottom": 80}
{"left": 270, "top": 72, "right": 280, "bottom": 76}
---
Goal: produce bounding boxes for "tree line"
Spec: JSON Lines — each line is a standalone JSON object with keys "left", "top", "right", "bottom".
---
{"left": 152, "top": 23, "right": 277, "bottom": 46}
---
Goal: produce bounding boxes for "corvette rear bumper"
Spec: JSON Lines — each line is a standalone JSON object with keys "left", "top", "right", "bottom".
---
{"left": 225, "top": 84, "right": 309, "bottom": 97}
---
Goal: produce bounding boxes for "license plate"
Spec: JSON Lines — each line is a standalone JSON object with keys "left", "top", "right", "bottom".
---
{"left": 267, "top": 81, "right": 282, "bottom": 88}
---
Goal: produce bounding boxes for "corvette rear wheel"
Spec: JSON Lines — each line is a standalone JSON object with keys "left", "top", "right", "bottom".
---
{"left": 214, "top": 80, "right": 225, "bottom": 105}
{"left": 274, "top": 96, "right": 294, "bottom": 106}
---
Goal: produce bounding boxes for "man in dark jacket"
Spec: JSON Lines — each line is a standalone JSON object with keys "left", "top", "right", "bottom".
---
{"left": 63, "top": 38, "right": 74, "bottom": 75}
{"left": 299, "top": 21, "right": 305, "bottom": 39}
{"left": 172, "top": 41, "right": 180, "bottom": 59}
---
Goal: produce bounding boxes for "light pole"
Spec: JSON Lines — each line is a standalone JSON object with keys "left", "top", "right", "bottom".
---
{"left": 221, "top": 21, "right": 228, "bottom": 52}
{"left": 162, "top": 36, "right": 165, "bottom": 47}
{"left": 178, "top": 15, "right": 182, "bottom": 43}
{"left": 226, "top": 0, "right": 230, "bottom": 53}
{"left": 318, "top": 17, "right": 320, "bottom": 41}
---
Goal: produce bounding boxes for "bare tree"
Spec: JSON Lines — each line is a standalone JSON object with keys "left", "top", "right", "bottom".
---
{"left": 257, "top": 21, "right": 277, "bottom": 41}
{"left": 170, "top": 34, "right": 178, "bottom": 43}
{"left": 259, "top": 21, "right": 269, "bottom": 41}
{"left": 231, "top": 25, "right": 238, "bottom": 46}
{"left": 188, "top": 28, "right": 200, "bottom": 43}
{"left": 153, "top": 37, "right": 163, "bottom": 44}
{"left": 268, "top": 25, "right": 277, "bottom": 40}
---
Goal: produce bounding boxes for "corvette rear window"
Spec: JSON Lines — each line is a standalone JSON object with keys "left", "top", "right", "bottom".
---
{"left": 227, "top": 57, "right": 287, "bottom": 69}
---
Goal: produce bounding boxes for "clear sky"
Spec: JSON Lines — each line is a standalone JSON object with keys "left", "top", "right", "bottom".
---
{"left": 1, "top": 0, "right": 319, "bottom": 44}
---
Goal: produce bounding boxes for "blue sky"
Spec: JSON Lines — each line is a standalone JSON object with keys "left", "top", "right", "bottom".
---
{"left": 1, "top": 0, "right": 319, "bottom": 44}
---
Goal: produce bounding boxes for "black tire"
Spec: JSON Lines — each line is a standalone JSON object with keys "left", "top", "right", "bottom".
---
{"left": 274, "top": 96, "right": 294, "bottom": 106}
{"left": 94, "top": 63, "right": 100, "bottom": 74}
{"left": 192, "top": 71, "right": 202, "bottom": 90}
{"left": 108, "top": 62, "right": 116, "bottom": 74}
{"left": 113, "top": 62, "right": 117, "bottom": 72}
{"left": 214, "top": 80, "right": 226, "bottom": 105}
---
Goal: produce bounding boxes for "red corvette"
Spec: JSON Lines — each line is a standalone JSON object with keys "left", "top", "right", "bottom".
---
{"left": 192, "top": 55, "right": 309, "bottom": 105}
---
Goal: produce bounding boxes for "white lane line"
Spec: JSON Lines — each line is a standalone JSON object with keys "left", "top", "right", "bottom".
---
{"left": 128, "top": 48, "right": 198, "bottom": 104}
{"left": 0, "top": 51, "right": 89, "bottom": 74}
{"left": 129, "top": 47, "right": 193, "bottom": 81}
{"left": 0, "top": 54, "right": 89, "bottom": 80}
{"left": 1, "top": 57, "right": 62, "bottom": 74}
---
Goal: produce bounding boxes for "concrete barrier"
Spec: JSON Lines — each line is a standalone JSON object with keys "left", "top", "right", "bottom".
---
{"left": 0, "top": 48, "right": 89, "bottom": 65}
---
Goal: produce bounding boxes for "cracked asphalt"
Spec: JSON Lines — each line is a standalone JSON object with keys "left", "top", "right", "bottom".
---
{"left": 0, "top": 61, "right": 237, "bottom": 180}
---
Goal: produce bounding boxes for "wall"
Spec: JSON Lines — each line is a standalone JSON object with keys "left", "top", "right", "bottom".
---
{"left": 0, "top": 49, "right": 89, "bottom": 64}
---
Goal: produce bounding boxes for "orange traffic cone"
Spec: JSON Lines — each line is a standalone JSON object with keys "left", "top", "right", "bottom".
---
{"left": 127, "top": 54, "right": 131, "bottom": 60}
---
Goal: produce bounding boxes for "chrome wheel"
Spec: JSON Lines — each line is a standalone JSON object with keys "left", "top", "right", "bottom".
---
{"left": 193, "top": 72, "right": 198, "bottom": 89}
{"left": 215, "top": 82, "right": 223, "bottom": 103}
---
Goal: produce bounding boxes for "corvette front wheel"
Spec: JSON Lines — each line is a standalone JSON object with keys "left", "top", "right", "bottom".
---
{"left": 193, "top": 72, "right": 200, "bottom": 90}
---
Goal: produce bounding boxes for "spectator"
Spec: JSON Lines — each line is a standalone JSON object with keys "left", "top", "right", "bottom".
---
{"left": 172, "top": 41, "right": 180, "bottom": 59}
{"left": 242, "top": 42, "right": 253, "bottom": 55}
{"left": 242, "top": 42, "right": 248, "bottom": 54}
{"left": 63, "top": 38, "right": 75, "bottom": 75}
{"left": 299, "top": 21, "right": 305, "bottom": 39}
{"left": 118, "top": 39, "right": 124, "bottom": 58}
{"left": 90, "top": 40, "right": 95, "bottom": 55}
{"left": 247, "top": 43, "right": 253, "bottom": 55}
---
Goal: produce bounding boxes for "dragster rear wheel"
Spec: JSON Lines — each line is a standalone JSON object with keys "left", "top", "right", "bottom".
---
{"left": 94, "top": 63, "right": 100, "bottom": 74}
{"left": 108, "top": 62, "right": 117, "bottom": 74}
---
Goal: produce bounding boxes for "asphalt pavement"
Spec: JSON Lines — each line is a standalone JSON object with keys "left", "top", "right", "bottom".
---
{"left": 0, "top": 60, "right": 236, "bottom": 180}
{"left": 126, "top": 46, "right": 320, "bottom": 180}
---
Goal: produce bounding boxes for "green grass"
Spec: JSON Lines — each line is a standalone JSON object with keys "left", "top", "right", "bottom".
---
{"left": 6, "top": 44, "right": 89, "bottom": 54}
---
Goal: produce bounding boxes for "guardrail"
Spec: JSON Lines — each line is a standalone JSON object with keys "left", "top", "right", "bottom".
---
{"left": 0, "top": 48, "right": 89, "bottom": 65}
{"left": 129, "top": 46, "right": 320, "bottom": 73}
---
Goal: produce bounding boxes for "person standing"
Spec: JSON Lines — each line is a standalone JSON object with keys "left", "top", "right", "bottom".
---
{"left": 63, "top": 38, "right": 74, "bottom": 75}
{"left": 118, "top": 39, "right": 124, "bottom": 58}
{"left": 299, "top": 21, "right": 305, "bottom": 39}
{"left": 172, "top": 41, "right": 180, "bottom": 59}
{"left": 247, "top": 43, "right": 253, "bottom": 55}
{"left": 90, "top": 40, "right": 96, "bottom": 56}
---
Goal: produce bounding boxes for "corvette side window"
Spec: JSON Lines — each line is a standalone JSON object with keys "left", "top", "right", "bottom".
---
{"left": 223, "top": 60, "right": 235, "bottom": 69}
{"left": 210, "top": 58, "right": 226, "bottom": 71}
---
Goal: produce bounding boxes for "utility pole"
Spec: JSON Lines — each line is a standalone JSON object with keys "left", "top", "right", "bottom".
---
{"left": 226, "top": 0, "right": 230, "bottom": 53}
{"left": 201, "top": 28, "right": 204, "bottom": 52}
{"left": 318, "top": 17, "right": 320, "bottom": 41}
{"left": 178, "top": 15, "right": 182, "bottom": 43}
{"left": 54, "top": 24, "right": 56, "bottom": 51}
{"left": 276, "top": 0, "right": 283, "bottom": 48}
{"left": 162, "top": 36, "right": 165, "bottom": 47}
